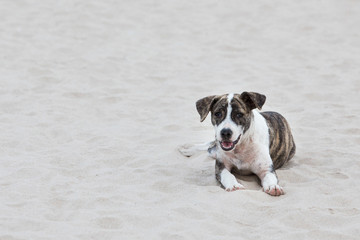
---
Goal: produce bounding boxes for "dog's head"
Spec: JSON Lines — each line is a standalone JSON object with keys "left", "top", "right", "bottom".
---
{"left": 196, "top": 92, "right": 266, "bottom": 151}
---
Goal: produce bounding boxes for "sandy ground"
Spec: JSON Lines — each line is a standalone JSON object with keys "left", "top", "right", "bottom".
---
{"left": 1, "top": 0, "right": 360, "bottom": 239}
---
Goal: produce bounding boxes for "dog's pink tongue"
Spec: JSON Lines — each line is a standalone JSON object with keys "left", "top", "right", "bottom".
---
{"left": 222, "top": 141, "right": 233, "bottom": 148}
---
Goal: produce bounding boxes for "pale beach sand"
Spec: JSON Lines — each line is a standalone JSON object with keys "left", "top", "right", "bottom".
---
{"left": 0, "top": 0, "right": 360, "bottom": 239}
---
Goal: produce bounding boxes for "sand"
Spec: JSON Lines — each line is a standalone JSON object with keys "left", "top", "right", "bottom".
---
{"left": 0, "top": 0, "right": 360, "bottom": 239}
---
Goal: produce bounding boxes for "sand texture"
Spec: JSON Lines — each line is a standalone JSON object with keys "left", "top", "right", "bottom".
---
{"left": 1, "top": 0, "right": 360, "bottom": 239}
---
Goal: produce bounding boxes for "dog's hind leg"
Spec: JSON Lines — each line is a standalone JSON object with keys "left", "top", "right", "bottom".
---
{"left": 178, "top": 141, "right": 214, "bottom": 157}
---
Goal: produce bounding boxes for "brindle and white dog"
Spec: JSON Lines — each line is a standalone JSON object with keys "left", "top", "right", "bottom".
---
{"left": 179, "top": 92, "right": 296, "bottom": 196}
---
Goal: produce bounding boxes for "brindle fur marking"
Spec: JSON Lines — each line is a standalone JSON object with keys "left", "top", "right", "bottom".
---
{"left": 261, "top": 112, "right": 296, "bottom": 169}
{"left": 210, "top": 96, "right": 229, "bottom": 126}
{"left": 232, "top": 94, "right": 254, "bottom": 134}
{"left": 239, "top": 92, "right": 266, "bottom": 111}
{"left": 196, "top": 95, "right": 223, "bottom": 122}
{"left": 215, "top": 160, "right": 225, "bottom": 183}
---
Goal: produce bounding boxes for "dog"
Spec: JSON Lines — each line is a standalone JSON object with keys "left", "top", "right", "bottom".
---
{"left": 179, "top": 92, "right": 296, "bottom": 196}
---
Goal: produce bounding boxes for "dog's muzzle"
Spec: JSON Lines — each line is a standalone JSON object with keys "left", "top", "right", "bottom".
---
{"left": 220, "top": 134, "right": 241, "bottom": 151}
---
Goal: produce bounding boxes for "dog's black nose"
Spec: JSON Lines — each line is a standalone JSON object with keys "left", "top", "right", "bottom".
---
{"left": 220, "top": 128, "right": 232, "bottom": 140}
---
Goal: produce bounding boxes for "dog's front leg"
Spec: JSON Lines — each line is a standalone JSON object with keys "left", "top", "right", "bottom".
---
{"left": 253, "top": 160, "right": 284, "bottom": 196}
{"left": 215, "top": 160, "right": 245, "bottom": 192}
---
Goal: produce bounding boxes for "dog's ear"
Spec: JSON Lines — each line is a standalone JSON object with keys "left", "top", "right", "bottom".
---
{"left": 196, "top": 95, "right": 220, "bottom": 122}
{"left": 239, "top": 92, "right": 266, "bottom": 110}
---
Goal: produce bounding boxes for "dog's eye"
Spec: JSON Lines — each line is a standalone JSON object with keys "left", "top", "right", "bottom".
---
{"left": 214, "top": 112, "right": 222, "bottom": 118}
{"left": 236, "top": 113, "right": 243, "bottom": 118}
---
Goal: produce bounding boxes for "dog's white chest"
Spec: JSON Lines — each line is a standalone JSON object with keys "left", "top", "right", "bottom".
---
{"left": 212, "top": 140, "right": 258, "bottom": 171}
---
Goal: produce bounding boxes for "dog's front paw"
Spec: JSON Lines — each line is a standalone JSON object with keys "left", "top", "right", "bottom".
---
{"left": 225, "top": 182, "right": 245, "bottom": 192}
{"left": 178, "top": 144, "right": 196, "bottom": 157}
{"left": 263, "top": 184, "right": 284, "bottom": 196}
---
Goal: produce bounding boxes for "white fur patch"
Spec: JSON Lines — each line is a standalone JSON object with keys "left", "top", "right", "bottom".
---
{"left": 241, "top": 110, "right": 269, "bottom": 146}
{"left": 220, "top": 169, "right": 244, "bottom": 191}
{"left": 261, "top": 171, "right": 284, "bottom": 196}
{"left": 178, "top": 142, "right": 213, "bottom": 157}
{"left": 262, "top": 172, "right": 278, "bottom": 189}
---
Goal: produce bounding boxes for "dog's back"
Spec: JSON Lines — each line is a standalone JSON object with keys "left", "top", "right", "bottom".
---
{"left": 261, "top": 111, "right": 296, "bottom": 169}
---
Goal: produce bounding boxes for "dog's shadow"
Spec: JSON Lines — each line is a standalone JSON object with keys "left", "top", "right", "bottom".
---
{"left": 186, "top": 163, "right": 263, "bottom": 191}
{"left": 232, "top": 160, "right": 296, "bottom": 190}
{"left": 232, "top": 171, "right": 262, "bottom": 191}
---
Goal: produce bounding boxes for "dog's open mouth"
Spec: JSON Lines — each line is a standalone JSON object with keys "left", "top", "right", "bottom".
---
{"left": 220, "top": 135, "right": 241, "bottom": 151}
